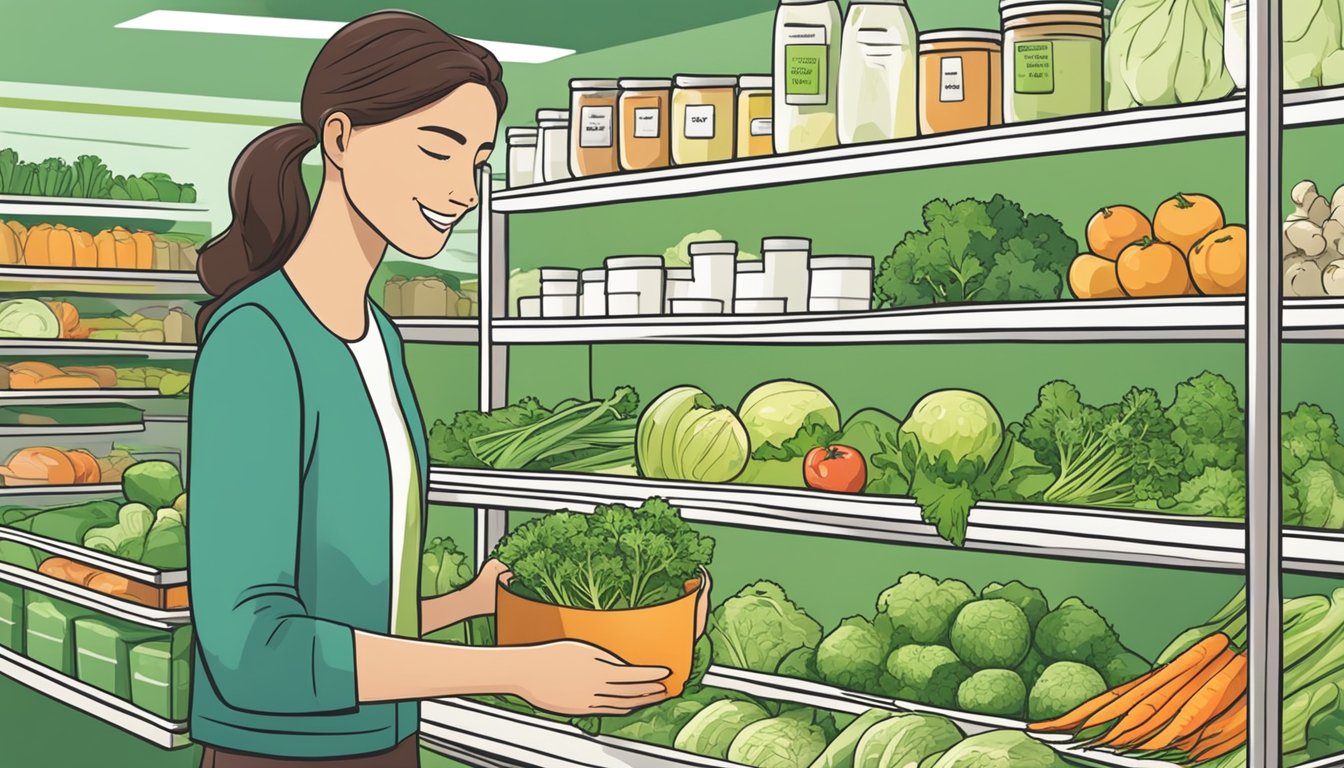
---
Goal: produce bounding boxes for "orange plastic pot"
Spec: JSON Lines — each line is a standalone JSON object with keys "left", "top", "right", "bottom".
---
{"left": 496, "top": 577, "right": 703, "bottom": 696}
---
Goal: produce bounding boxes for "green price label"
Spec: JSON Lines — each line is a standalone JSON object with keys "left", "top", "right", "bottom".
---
{"left": 786, "top": 44, "right": 827, "bottom": 100}
{"left": 1014, "top": 41, "right": 1055, "bottom": 94}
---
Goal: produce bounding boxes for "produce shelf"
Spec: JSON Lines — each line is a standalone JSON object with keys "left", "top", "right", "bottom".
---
{"left": 489, "top": 88, "right": 1344, "bottom": 213}
{"left": 0, "top": 194, "right": 211, "bottom": 223}
{"left": 0, "top": 644, "right": 189, "bottom": 749}
{"left": 393, "top": 318, "right": 479, "bottom": 344}
{"left": 0, "top": 390, "right": 168, "bottom": 407}
{"left": 430, "top": 468, "right": 1344, "bottom": 574}
{"left": 0, "top": 561, "right": 187, "bottom": 629}
{"left": 0, "top": 340, "right": 196, "bottom": 358}
{"left": 495, "top": 298, "right": 1344, "bottom": 345}
{"left": 0, "top": 265, "right": 205, "bottom": 297}
{"left": 0, "top": 423, "right": 146, "bottom": 438}
{"left": 0, "top": 526, "right": 185, "bottom": 588}
{"left": 0, "top": 484, "right": 122, "bottom": 500}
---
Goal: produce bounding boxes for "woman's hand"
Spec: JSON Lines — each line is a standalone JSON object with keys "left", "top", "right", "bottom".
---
{"left": 694, "top": 566, "right": 712, "bottom": 640}
{"left": 508, "top": 641, "right": 672, "bottom": 716}
{"left": 460, "top": 558, "right": 511, "bottom": 618}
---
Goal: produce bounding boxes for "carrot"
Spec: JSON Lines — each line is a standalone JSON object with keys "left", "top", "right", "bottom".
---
{"left": 1188, "top": 706, "right": 1248, "bottom": 764}
{"left": 1181, "top": 700, "right": 1248, "bottom": 758}
{"left": 1091, "top": 646, "right": 1235, "bottom": 747}
{"left": 1077, "top": 633, "right": 1230, "bottom": 732}
{"left": 1028, "top": 670, "right": 1155, "bottom": 732}
{"left": 1135, "top": 653, "right": 1247, "bottom": 751}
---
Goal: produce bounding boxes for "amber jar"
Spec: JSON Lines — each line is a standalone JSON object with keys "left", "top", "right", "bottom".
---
{"left": 736, "top": 75, "right": 774, "bottom": 158}
{"left": 568, "top": 79, "right": 619, "bottom": 177}
{"left": 617, "top": 78, "right": 672, "bottom": 171}
{"left": 672, "top": 76, "right": 737, "bottom": 165}
{"left": 919, "top": 30, "right": 1003, "bottom": 134}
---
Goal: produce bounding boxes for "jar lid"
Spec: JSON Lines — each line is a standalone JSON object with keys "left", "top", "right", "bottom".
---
{"left": 537, "top": 119, "right": 569, "bottom": 128}
{"left": 1000, "top": 0, "right": 1104, "bottom": 20}
{"left": 689, "top": 240, "right": 739, "bottom": 256}
{"left": 736, "top": 260, "right": 766, "bottom": 273}
{"left": 535, "top": 108, "right": 569, "bottom": 121}
{"left": 920, "top": 29, "right": 1003, "bottom": 44}
{"left": 762, "top": 237, "right": 812, "bottom": 251}
{"left": 581, "top": 268, "right": 606, "bottom": 281}
{"left": 810, "top": 256, "right": 875, "bottom": 269}
{"left": 604, "top": 255, "right": 665, "bottom": 269}
{"left": 667, "top": 268, "right": 693, "bottom": 280}
{"left": 540, "top": 268, "right": 580, "bottom": 281}
{"left": 508, "top": 136, "right": 537, "bottom": 146}
{"left": 674, "top": 75, "right": 738, "bottom": 89}
{"left": 618, "top": 78, "right": 673, "bottom": 90}
{"left": 738, "top": 75, "right": 773, "bottom": 90}
{"left": 570, "top": 79, "right": 618, "bottom": 90}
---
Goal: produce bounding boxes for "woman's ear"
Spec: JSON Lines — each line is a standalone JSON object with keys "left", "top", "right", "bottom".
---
{"left": 322, "top": 111, "right": 353, "bottom": 170}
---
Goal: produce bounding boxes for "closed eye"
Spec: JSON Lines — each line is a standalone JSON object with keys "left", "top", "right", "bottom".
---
{"left": 420, "top": 146, "right": 451, "bottom": 161}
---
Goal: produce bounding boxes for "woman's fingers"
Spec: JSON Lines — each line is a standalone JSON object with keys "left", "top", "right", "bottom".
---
{"left": 594, "top": 689, "right": 668, "bottom": 709}
{"left": 595, "top": 681, "right": 667, "bottom": 699}
{"left": 598, "top": 663, "right": 673, "bottom": 684}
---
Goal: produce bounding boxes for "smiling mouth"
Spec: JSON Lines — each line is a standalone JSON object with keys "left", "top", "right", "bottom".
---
{"left": 417, "top": 200, "right": 458, "bottom": 232}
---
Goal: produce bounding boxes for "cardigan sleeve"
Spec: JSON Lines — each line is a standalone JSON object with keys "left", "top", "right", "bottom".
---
{"left": 187, "top": 305, "right": 358, "bottom": 715}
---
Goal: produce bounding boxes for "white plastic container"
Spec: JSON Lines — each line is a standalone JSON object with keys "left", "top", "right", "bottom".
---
{"left": 580, "top": 269, "right": 606, "bottom": 317}
{"left": 541, "top": 295, "right": 578, "bottom": 318}
{"left": 518, "top": 297, "right": 542, "bottom": 318}
{"left": 671, "top": 299, "right": 726, "bottom": 315}
{"left": 838, "top": 0, "right": 919, "bottom": 144}
{"left": 809, "top": 296, "right": 871, "bottom": 312}
{"left": 606, "top": 292, "right": 643, "bottom": 317}
{"left": 540, "top": 268, "right": 581, "bottom": 297}
{"left": 762, "top": 237, "right": 812, "bottom": 312}
{"left": 736, "top": 297, "right": 789, "bottom": 314}
{"left": 1224, "top": 0, "right": 1247, "bottom": 91}
{"left": 688, "top": 241, "right": 738, "bottom": 307}
{"left": 773, "top": 0, "right": 843, "bottom": 153}
{"left": 808, "top": 255, "right": 874, "bottom": 303}
{"left": 665, "top": 267, "right": 694, "bottom": 312}
{"left": 735, "top": 259, "right": 769, "bottom": 301}
{"left": 534, "top": 109, "right": 572, "bottom": 183}
{"left": 604, "top": 256, "right": 666, "bottom": 315}
{"left": 506, "top": 128, "right": 538, "bottom": 188}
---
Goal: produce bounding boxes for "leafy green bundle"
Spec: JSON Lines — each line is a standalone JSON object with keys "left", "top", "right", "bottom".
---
{"left": 493, "top": 498, "right": 714, "bottom": 611}
{"left": 0, "top": 148, "right": 195, "bottom": 202}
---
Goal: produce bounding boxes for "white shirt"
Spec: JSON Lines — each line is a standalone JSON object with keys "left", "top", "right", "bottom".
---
{"left": 344, "top": 304, "right": 418, "bottom": 637}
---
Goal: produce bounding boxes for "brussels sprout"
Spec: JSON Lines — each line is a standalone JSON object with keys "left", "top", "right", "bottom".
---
{"left": 1029, "top": 662, "right": 1107, "bottom": 722}
{"left": 950, "top": 599, "right": 1031, "bottom": 669}
{"left": 1034, "top": 597, "right": 1120, "bottom": 665}
{"left": 875, "top": 573, "right": 975, "bottom": 647}
{"left": 957, "top": 669, "right": 1027, "bottom": 717}
{"left": 886, "top": 645, "right": 971, "bottom": 709}
{"left": 817, "top": 616, "right": 892, "bottom": 695}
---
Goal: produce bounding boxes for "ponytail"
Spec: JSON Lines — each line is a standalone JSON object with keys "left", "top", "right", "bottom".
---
{"left": 196, "top": 122, "right": 318, "bottom": 336}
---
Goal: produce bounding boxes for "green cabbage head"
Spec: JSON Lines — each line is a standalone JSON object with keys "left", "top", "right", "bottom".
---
{"left": 0, "top": 299, "right": 60, "bottom": 339}
{"left": 709, "top": 581, "right": 823, "bottom": 674}
{"left": 727, "top": 708, "right": 833, "bottom": 768}
{"left": 738, "top": 380, "right": 841, "bottom": 456}
{"left": 929, "top": 730, "right": 1068, "bottom": 768}
{"left": 1105, "top": 0, "right": 1235, "bottom": 109}
{"left": 674, "top": 699, "right": 770, "bottom": 759}
{"left": 637, "top": 385, "right": 749, "bottom": 483}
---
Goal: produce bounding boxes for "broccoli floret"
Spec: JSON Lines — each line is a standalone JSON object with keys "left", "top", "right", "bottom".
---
{"left": 950, "top": 599, "right": 1031, "bottom": 669}
{"left": 1029, "top": 662, "right": 1107, "bottom": 721}
{"left": 981, "top": 581, "right": 1050, "bottom": 631}
{"left": 1034, "top": 597, "right": 1120, "bottom": 665}
{"left": 1168, "top": 466, "right": 1247, "bottom": 518}
{"left": 886, "top": 645, "right": 972, "bottom": 708}
{"left": 875, "top": 573, "right": 975, "bottom": 647}
{"left": 1165, "top": 371, "right": 1245, "bottom": 478}
{"left": 817, "top": 616, "right": 893, "bottom": 696}
{"left": 957, "top": 669, "right": 1027, "bottom": 717}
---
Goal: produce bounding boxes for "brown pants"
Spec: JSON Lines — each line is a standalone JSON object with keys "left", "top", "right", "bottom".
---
{"left": 199, "top": 736, "right": 418, "bottom": 768}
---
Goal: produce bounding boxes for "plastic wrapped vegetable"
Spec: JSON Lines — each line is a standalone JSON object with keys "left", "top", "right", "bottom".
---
{"left": 1106, "top": 0, "right": 1235, "bottom": 110}
{"left": 1284, "top": 0, "right": 1344, "bottom": 90}
{"left": 0, "top": 299, "right": 61, "bottom": 339}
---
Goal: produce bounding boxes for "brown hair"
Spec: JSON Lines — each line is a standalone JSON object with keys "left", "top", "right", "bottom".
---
{"left": 196, "top": 11, "right": 507, "bottom": 335}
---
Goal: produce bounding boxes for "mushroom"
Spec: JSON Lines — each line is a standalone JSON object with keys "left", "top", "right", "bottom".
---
{"left": 1286, "top": 254, "right": 1327, "bottom": 297}
{"left": 1291, "top": 180, "right": 1332, "bottom": 225}
{"left": 1286, "top": 219, "right": 1328, "bottom": 257}
{"left": 1325, "top": 260, "right": 1344, "bottom": 296}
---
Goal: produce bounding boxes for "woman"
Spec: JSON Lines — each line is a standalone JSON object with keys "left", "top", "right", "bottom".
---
{"left": 188, "top": 12, "right": 690, "bottom": 767}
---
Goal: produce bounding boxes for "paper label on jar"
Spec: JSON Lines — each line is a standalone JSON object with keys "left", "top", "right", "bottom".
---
{"left": 633, "top": 107, "right": 661, "bottom": 138}
{"left": 1014, "top": 41, "right": 1055, "bottom": 94}
{"left": 750, "top": 117, "right": 773, "bottom": 136}
{"left": 683, "top": 104, "right": 716, "bottom": 139}
{"left": 578, "top": 105, "right": 613, "bottom": 148}
{"left": 940, "top": 56, "right": 965, "bottom": 103}
{"left": 783, "top": 24, "right": 829, "bottom": 106}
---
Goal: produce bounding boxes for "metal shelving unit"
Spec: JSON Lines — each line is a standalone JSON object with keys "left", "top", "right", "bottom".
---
{"left": 0, "top": 340, "right": 196, "bottom": 358}
{"left": 0, "top": 562, "right": 187, "bottom": 629}
{"left": 0, "top": 194, "right": 211, "bottom": 223}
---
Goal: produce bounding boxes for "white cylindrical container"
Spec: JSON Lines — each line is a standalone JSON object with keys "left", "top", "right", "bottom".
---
{"left": 665, "top": 267, "right": 694, "bottom": 312}
{"left": 535, "top": 109, "right": 572, "bottom": 183}
{"left": 541, "top": 295, "right": 579, "bottom": 317}
{"left": 606, "top": 292, "right": 643, "bottom": 317}
{"left": 808, "top": 255, "right": 874, "bottom": 302}
{"left": 580, "top": 269, "right": 606, "bottom": 317}
{"left": 540, "top": 268, "right": 581, "bottom": 297}
{"left": 506, "top": 128, "right": 538, "bottom": 188}
{"left": 735, "top": 297, "right": 789, "bottom": 314}
{"left": 518, "top": 296, "right": 542, "bottom": 318}
{"left": 735, "top": 259, "right": 768, "bottom": 301}
{"left": 671, "top": 298, "right": 726, "bottom": 315}
{"left": 1224, "top": 0, "right": 1247, "bottom": 91}
{"left": 604, "top": 256, "right": 666, "bottom": 315}
{"left": 688, "top": 241, "right": 738, "bottom": 308}
{"left": 761, "top": 237, "right": 812, "bottom": 312}
{"left": 838, "top": 0, "right": 919, "bottom": 144}
{"left": 809, "top": 296, "right": 871, "bottom": 312}
{"left": 773, "top": 0, "right": 843, "bottom": 153}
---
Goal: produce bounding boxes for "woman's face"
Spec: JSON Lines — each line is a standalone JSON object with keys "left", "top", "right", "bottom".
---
{"left": 338, "top": 83, "right": 498, "bottom": 258}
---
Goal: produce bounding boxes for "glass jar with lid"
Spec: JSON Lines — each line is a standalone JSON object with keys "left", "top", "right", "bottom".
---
{"left": 773, "top": 0, "right": 843, "bottom": 153}
{"left": 672, "top": 76, "right": 737, "bottom": 166}
{"left": 533, "top": 109, "right": 572, "bottom": 183}
{"left": 568, "top": 79, "right": 619, "bottom": 178}
{"left": 617, "top": 79, "right": 672, "bottom": 171}
{"left": 505, "top": 127, "right": 538, "bottom": 188}
{"left": 1000, "top": 0, "right": 1104, "bottom": 123}
{"left": 919, "top": 30, "right": 1003, "bottom": 134}
{"left": 737, "top": 75, "right": 774, "bottom": 158}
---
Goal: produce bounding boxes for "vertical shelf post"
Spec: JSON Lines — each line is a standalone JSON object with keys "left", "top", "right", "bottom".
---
{"left": 475, "top": 165, "right": 510, "bottom": 566}
{"left": 1246, "top": 0, "right": 1283, "bottom": 765}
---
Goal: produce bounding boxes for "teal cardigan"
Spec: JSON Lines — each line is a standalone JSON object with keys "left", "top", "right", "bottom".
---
{"left": 187, "top": 270, "right": 429, "bottom": 758}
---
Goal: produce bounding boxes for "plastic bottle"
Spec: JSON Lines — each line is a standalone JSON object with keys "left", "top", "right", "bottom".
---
{"left": 838, "top": 0, "right": 919, "bottom": 144}
{"left": 773, "top": 0, "right": 843, "bottom": 153}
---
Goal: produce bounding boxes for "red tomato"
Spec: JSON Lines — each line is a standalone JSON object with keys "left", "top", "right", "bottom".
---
{"left": 804, "top": 445, "right": 866, "bottom": 493}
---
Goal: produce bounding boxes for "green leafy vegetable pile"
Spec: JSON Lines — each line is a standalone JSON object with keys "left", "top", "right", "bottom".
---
{"left": 0, "top": 148, "right": 196, "bottom": 202}
{"left": 492, "top": 498, "right": 714, "bottom": 611}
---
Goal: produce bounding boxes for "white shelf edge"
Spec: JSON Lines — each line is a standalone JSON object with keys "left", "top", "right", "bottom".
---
{"left": 0, "top": 561, "right": 186, "bottom": 629}
{"left": 0, "top": 644, "right": 189, "bottom": 749}
{"left": 0, "top": 265, "right": 204, "bottom": 288}
{"left": 0, "top": 389, "right": 168, "bottom": 406}
{"left": 425, "top": 468, "right": 1343, "bottom": 574}
{"left": 0, "top": 525, "right": 185, "bottom": 588}
{"left": 0, "top": 341, "right": 196, "bottom": 358}
{"left": 0, "top": 194, "right": 211, "bottom": 223}
{"left": 490, "top": 88, "right": 1344, "bottom": 213}
{"left": 0, "top": 483, "right": 121, "bottom": 499}
{"left": 393, "top": 318, "right": 480, "bottom": 344}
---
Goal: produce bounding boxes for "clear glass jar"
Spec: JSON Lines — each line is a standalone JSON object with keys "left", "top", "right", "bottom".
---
{"left": 672, "top": 76, "right": 737, "bottom": 165}
{"left": 919, "top": 30, "right": 1003, "bottom": 134}
{"left": 505, "top": 128, "right": 537, "bottom": 188}
{"left": 773, "top": 0, "right": 843, "bottom": 152}
{"left": 568, "top": 79, "right": 619, "bottom": 178}
{"left": 533, "top": 109, "right": 571, "bottom": 183}
{"left": 617, "top": 79, "right": 672, "bottom": 171}
{"left": 1000, "top": 0, "right": 1104, "bottom": 124}
{"left": 838, "top": 0, "right": 919, "bottom": 144}
{"left": 737, "top": 76, "right": 774, "bottom": 158}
